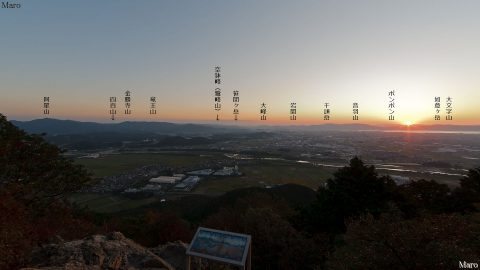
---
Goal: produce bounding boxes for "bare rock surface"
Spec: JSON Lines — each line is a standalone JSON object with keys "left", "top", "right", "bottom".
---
{"left": 21, "top": 232, "right": 174, "bottom": 270}
{"left": 149, "top": 241, "right": 188, "bottom": 270}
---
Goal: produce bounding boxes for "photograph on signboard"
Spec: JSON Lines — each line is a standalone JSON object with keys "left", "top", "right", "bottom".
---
{"left": 187, "top": 227, "right": 251, "bottom": 266}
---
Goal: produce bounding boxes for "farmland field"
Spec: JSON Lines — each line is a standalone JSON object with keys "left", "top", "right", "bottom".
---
{"left": 194, "top": 160, "right": 335, "bottom": 195}
{"left": 71, "top": 153, "right": 336, "bottom": 212}
{"left": 75, "top": 152, "right": 222, "bottom": 177}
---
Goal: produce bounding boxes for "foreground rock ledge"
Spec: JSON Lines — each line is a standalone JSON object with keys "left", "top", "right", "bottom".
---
{"left": 21, "top": 232, "right": 176, "bottom": 270}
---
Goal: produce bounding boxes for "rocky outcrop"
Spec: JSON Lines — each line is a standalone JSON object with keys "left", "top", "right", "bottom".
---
{"left": 150, "top": 241, "right": 188, "bottom": 270}
{"left": 22, "top": 232, "right": 174, "bottom": 270}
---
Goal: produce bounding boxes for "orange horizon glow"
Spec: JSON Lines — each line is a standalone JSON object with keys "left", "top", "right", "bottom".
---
{"left": 4, "top": 111, "right": 479, "bottom": 127}
{"left": 2, "top": 1, "right": 480, "bottom": 128}
{"left": 3, "top": 89, "right": 478, "bottom": 125}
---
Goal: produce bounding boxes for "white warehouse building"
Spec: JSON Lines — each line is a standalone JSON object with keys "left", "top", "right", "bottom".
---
{"left": 149, "top": 174, "right": 185, "bottom": 184}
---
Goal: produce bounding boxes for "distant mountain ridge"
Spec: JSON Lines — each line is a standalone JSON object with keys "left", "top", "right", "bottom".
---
{"left": 10, "top": 118, "right": 480, "bottom": 136}
{"left": 11, "top": 118, "right": 248, "bottom": 136}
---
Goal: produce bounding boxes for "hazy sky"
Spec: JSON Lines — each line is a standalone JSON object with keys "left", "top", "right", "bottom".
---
{"left": 1, "top": 0, "right": 479, "bottom": 125}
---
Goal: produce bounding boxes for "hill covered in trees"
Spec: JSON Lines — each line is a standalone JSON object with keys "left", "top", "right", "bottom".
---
{"left": 1, "top": 113, "right": 480, "bottom": 269}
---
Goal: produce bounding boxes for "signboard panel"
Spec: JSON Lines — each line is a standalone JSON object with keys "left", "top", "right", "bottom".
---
{"left": 186, "top": 227, "right": 251, "bottom": 267}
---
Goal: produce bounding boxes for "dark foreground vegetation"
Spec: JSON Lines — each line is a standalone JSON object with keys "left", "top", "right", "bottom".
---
{"left": 1, "top": 113, "right": 480, "bottom": 269}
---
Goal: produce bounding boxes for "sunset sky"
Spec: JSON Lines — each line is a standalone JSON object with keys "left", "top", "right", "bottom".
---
{"left": 1, "top": 0, "right": 479, "bottom": 125}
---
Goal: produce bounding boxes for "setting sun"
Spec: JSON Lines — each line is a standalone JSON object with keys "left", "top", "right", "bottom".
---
{"left": 404, "top": 120, "right": 413, "bottom": 126}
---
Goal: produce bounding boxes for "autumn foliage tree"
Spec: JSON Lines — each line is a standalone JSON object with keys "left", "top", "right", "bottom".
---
{"left": 0, "top": 114, "right": 93, "bottom": 208}
{"left": 0, "top": 114, "right": 96, "bottom": 269}
{"left": 458, "top": 167, "right": 480, "bottom": 202}
{"left": 103, "top": 210, "right": 193, "bottom": 248}
{"left": 328, "top": 209, "right": 480, "bottom": 270}
{"left": 203, "top": 193, "right": 328, "bottom": 270}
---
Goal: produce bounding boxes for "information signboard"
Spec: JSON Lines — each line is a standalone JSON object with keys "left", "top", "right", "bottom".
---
{"left": 186, "top": 227, "right": 251, "bottom": 269}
